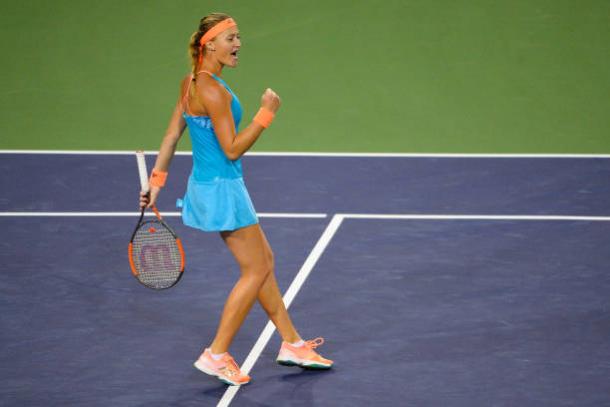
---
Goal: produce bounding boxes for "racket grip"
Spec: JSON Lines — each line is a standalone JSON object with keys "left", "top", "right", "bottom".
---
{"left": 136, "top": 151, "right": 150, "bottom": 193}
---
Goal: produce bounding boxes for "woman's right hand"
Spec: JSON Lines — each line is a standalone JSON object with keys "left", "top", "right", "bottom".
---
{"left": 139, "top": 186, "right": 161, "bottom": 209}
{"left": 261, "top": 88, "right": 281, "bottom": 113}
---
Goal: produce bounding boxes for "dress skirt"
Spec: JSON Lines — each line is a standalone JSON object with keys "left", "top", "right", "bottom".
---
{"left": 177, "top": 175, "right": 259, "bottom": 232}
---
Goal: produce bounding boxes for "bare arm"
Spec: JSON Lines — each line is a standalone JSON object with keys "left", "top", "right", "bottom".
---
{"left": 152, "top": 96, "right": 187, "bottom": 171}
{"left": 140, "top": 83, "right": 188, "bottom": 209}
{"left": 200, "top": 78, "right": 280, "bottom": 161}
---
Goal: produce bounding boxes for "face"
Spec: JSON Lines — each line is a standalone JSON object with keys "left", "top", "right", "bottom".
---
{"left": 212, "top": 27, "right": 241, "bottom": 67}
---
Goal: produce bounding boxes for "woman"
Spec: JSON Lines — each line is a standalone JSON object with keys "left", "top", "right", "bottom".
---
{"left": 139, "top": 13, "right": 332, "bottom": 386}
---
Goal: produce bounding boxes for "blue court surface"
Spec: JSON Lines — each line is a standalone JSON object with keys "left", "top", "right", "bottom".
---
{"left": 1, "top": 152, "right": 610, "bottom": 406}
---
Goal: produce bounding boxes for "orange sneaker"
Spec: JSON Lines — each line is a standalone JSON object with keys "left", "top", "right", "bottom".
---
{"left": 276, "top": 338, "right": 333, "bottom": 369}
{"left": 193, "top": 349, "right": 251, "bottom": 386}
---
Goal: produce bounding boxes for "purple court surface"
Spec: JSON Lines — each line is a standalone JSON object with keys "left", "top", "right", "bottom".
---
{"left": 1, "top": 153, "right": 609, "bottom": 406}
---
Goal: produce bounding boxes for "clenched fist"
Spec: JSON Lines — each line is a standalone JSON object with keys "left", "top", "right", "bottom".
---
{"left": 261, "top": 88, "right": 281, "bottom": 113}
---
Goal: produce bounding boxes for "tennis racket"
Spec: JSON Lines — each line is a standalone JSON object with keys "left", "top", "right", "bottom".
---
{"left": 128, "top": 151, "right": 185, "bottom": 289}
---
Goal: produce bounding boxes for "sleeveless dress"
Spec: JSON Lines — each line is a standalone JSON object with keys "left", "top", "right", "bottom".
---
{"left": 176, "top": 71, "right": 259, "bottom": 232}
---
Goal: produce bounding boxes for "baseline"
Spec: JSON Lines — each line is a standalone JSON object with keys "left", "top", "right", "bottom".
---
{"left": 1, "top": 150, "right": 609, "bottom": 158}
{"left": 0, "top": 212, "right": 327, "bottom": 219}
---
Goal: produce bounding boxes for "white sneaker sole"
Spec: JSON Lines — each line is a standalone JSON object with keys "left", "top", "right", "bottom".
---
{"left": 193, "top": 359, "right": 250, "bottom": 386}
{"left": 276, "top": 354, "right": 332, "bottom": 369}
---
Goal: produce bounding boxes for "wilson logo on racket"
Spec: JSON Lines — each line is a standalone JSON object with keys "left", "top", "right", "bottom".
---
{"left": 140, "top": 244, "right": 178, "bottom": 270}
{"left": 128, "top": 151, "right": 186, "bottom": 290}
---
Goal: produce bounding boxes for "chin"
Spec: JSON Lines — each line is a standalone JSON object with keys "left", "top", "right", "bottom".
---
{"left": 224, "top": 57, "right": 239, "bottom": 68}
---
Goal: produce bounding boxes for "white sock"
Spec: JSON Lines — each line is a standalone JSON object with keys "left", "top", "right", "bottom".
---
{"left": 289, "top": 340, "right": 305, "bottom": 347}
{"left": 208, "top": 349, "right": 226, "bottom": 360}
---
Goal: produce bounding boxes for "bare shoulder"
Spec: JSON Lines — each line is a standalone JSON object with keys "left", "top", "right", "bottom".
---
{"left": 196, "top": 75, "right": 230, "bottom": 106}
{"left": 180, "top": 74, "right": 192, "bottom": 89}
{"left": 178, "top": 74, "right": 193, "bottom": 100}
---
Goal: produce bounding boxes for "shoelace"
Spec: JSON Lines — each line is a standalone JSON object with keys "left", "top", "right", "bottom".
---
{"left": 220, "top": 355, "right": 243, "bottom": 377}
{"left": 305, "top": 337, "right": 325, "bottom": 349}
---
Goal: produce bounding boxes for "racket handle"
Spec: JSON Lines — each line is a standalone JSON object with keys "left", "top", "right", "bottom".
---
{"left": 136, "top": 150, "right": 150, "bottom": 193}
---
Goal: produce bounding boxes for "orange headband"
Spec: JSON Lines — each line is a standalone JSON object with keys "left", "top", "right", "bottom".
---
{"left": 200, "top": 18, "right": 237, "bottom": 47}
{"left": 198, "top": 18, "right": 237, "bottom": 67}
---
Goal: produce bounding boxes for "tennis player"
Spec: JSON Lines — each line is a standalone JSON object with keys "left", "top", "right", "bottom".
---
{"left": 139, "top": 13, "right": 332, "bottom": 385}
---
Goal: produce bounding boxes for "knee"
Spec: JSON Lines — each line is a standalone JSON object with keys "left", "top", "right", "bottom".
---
{"left": 254, "top": 253, "right": 273, "bottom": 284}
{"left": 239, "top": 248, "right": 274, "bottom": 283}
{"left": 266, "top": 249, "right": 275, "bottom": 274}
{"left": 257, "top": 254, "right": 274, "bottom": 284}
{"left": 244, "top": 256, "right": 272, "bottom": 283}
{"left": 260, "top": 255, "right": 273, "bottom": 280}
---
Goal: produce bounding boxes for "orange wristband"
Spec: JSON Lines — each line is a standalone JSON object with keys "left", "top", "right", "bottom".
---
{"left": 253, "top": 107, "right": 275, "bottom": 128}
{"left": 149, "top": 169, "right": 168, "bottom": 188}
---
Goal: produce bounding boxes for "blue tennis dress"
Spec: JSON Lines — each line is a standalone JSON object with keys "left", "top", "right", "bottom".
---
{"left": 177, "top": 73, "right": 259, "bottom": 232}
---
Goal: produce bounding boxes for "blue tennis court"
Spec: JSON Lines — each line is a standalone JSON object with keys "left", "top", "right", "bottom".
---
{"left": 1, "top": 152, "right": 610, "bottom": 406}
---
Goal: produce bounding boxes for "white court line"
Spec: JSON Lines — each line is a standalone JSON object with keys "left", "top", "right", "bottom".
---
{"left": 339, "top": 214, "right": 610, "bottom": 222}
{"left": 217, "top": 214, "right": 345, "bottom": 407}
{"left": 0, "top": 212, "right": 327, "bottom": 219}
{"left": 246, "top": 152, "right": 610, "bottom": 159}
{"left": 2, "top": 212, "right": 609, "bottom": 221}
{"left": 0, "top": 149, "right": 609, "bottom": 158}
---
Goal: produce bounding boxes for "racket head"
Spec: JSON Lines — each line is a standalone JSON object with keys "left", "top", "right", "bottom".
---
{"left": 129, "top": 211, "right": 185, "bottom": 290}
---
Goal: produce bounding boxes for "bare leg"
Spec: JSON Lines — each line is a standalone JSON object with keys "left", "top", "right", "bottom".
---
{"left": 255, "top": 227, "right": 301, "bottom": 343}
{"left": 209, "top": 224, "right": 271, "bottom": 354}
{"left": 208, "top": 224, "right": 301, "bottom": 354}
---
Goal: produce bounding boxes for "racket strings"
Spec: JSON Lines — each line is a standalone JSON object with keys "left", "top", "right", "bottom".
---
{"left": 131, "top": 221, "right": 182, "bottom": 289}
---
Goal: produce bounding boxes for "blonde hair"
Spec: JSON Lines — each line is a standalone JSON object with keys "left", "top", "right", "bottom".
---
{"left": 188, "top": 13, "right": 232, "bottom": 75}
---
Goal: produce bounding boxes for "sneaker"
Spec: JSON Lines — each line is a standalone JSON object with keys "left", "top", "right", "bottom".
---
{"left": 193, "top": 349, "right": 251, "bottom": 386}
{"left": 276, "top": 338, "right": 333, "bottom": 369}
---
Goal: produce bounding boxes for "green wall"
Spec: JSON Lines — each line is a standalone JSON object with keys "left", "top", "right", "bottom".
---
{"left": 1, "top": 0, "right": 609, "bottom": 153}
